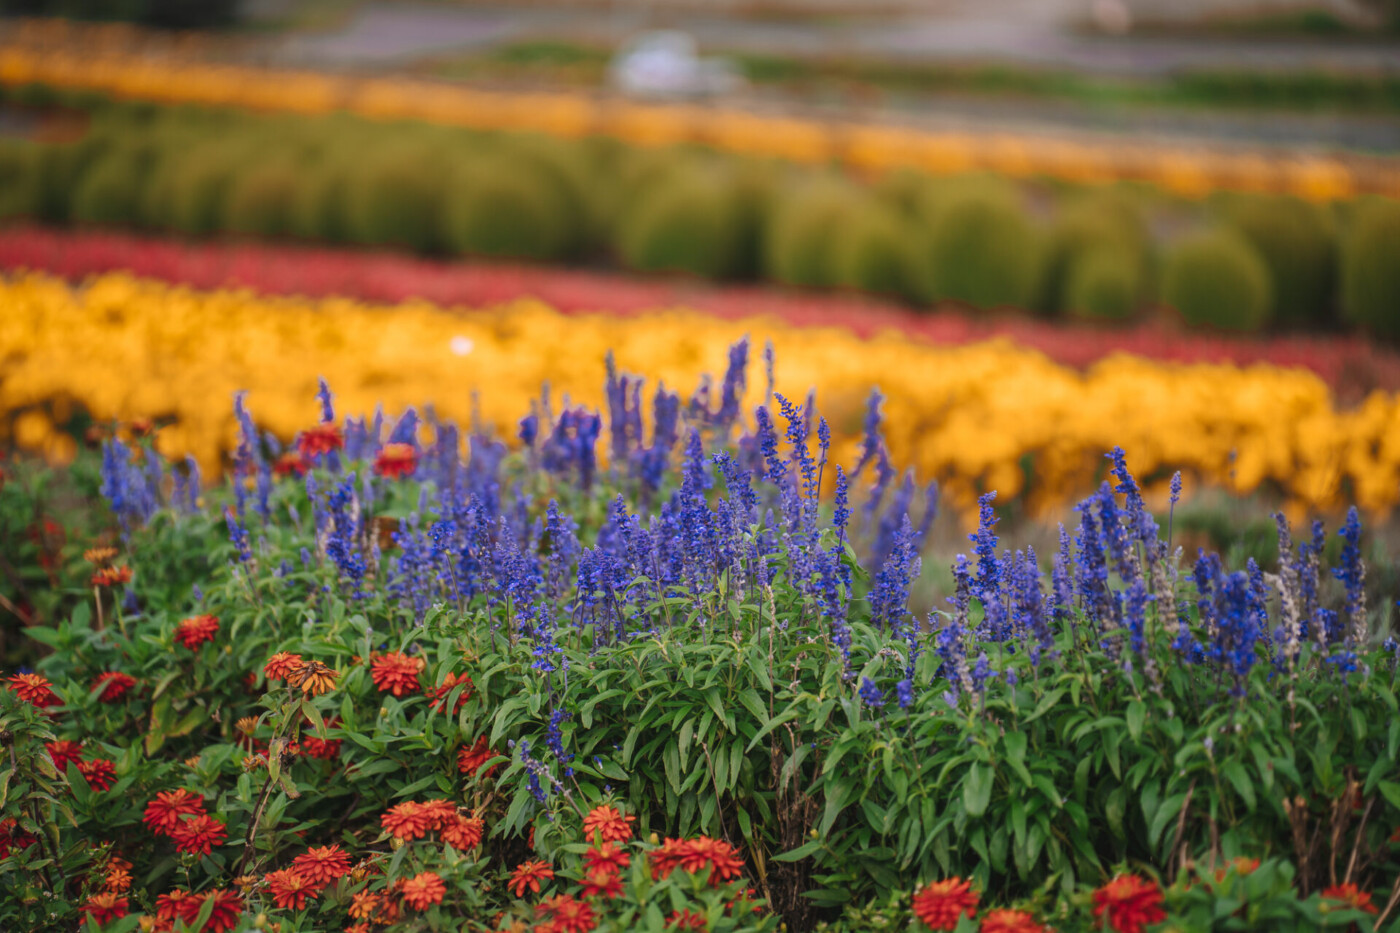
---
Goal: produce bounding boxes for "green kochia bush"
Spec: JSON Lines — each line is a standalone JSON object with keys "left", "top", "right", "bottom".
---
{"left": 1162, "top": 228, "right": 1275, "bottom": 331}
{"left": 913, "top": 189, "right": 1044, "bottom": 309}
{"left": 615, "top": 163, "right": 750, "bottom": 279}
{"left": 1341, "top": 198, "right": 1400, "bottom": 341}
{"left": 5, "top": 339, "right": 1397, "bottom": 932}
{"left": 1223, "top": 195, "right": 1336, "bottom": 327}
{"left": 1042, "top": 191, "right": 1150, "bottom": 319}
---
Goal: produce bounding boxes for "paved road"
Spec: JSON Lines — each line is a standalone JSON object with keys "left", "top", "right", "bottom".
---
{"left": 268, "top": 0, "right": 1400, "bottom": 75}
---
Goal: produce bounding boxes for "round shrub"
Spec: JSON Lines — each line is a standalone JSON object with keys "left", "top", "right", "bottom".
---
{"left": 764, "top": 178, "right": 864, "bottom": 289}
{"left": 1063, "top": 245, "right": 1142, "bottom": 321}
{"left": 440, "top": 156, "right": 575, "bottom": 261}
{"left": 1042, "top": 191, "right": 1150, "bottom": 315}
{"left": 157, "top": 144, "right": 249, "bottom": 236}
{"left": 344, "top": 146, "right": 445, "bottom": 253}
{"left": 913, "top": 190, "right": 1044, "bottom": 309}
{"left": 221, "top": 156, "right": 306, "bottom": 238}
{"left": 69, "top": 147, "right": 146, "bottom": 227}
{"left": 1340, "top": 198, "right": 1400, "bottom": 340}
{"left": 1161, "top": 229, "right": 1274, "bottom": 332}
{"left": 0, "top": 141, "right": 37, "bottom": 219}
{"left": 1223, "top": 195, "right": 1334, "bottom": 327}
{"left": 831, "top": 203, "right": 914, "bottom": 298}
{"left": 287, "top": 158, "right": 353, "bottom": 243}
{"left": 35, "top": 135, "right": 116, "bottom": 223}
{"left": 615, "top": 166, "right": 743, "bottom": 280}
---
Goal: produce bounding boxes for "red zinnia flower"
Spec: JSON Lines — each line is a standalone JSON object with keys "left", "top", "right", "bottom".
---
{"left": 649, "top": 837, "right": 744, "bottom": 887}
{"left": 0, "top": 818, "right": 37, "bottom": 858}
{"left": 170, "top": 813, "right": 228, "bottom": 855}
{"left": 7, "top": 673, "right": 59, "bottom": 708}
{"left": 77, "top": 758, "right": 117, "bottom": 791}
{"left": 143, "top": 789, "right": 205, "bottom": 835}
{"left": 381, "top": 801, "right": 436, "bottom": 841}
{"left": 911, "top": 878, "right": 980, "bottom": 931}
{"left": 509, "top": 859, "right": 555, "bottom": 897}
{"left": 458, "top": 735, "right": 500, "bottom": 779}
{"left": 1321, "top": 883, "right": 1378, "bottom": 915}
{"left": 156, "top": 889, "right": 199, "bottom": 924}
{"left": 370, "top": 651, "right": 425, "bottom": 697}
{"left": 1092, "top": 875, "right": 1166, "bottom": 933}
{"left": 298, "top": 719, "right": 343, "bottom": 760}
{"left": 981, "top": 908, "right": 1048, "bottom": 933}
{"left": 667, "top": 909, "right": 708, "bottom": 930}
{"left": 291, "top": 844, "right": 352, "bottom": 889}
{"left": 198, "top": 888, "right": 244, "bottom": 933}
{"left": 263, "top": 652, "right": 305, "bottom": 681}
{"left": 93, "top": 671, "right": 137, "bottom": 703}
{"left": 427, "top": 671, "right": 474, "bottom": 714}
{"left": 266, "top": 868, "right": 318, "bottom": 910}
{"left": 581, "top": 805, "right": 635, "bottom": 844}
{"left": 46, "top": 739, "right": 84, "bottom": 773}
{"left": 80, "top": 891, "right": 128, "bottom": 925}
{"left": 441, "top": 814, "right": 485, "bottom": 850}
{"left": 298, "top": 423, "right": 344, "bottom": 458}
{"left": 584, "top": 842, "right": 631, "bottom": 876}
{"left": 273, "top": 450, "right": 310, "bottom": 478}
{"left": 91, "top": 565, "right": 132, "bottom": 587}
{"left": 175, "top": 614, "right": 219, "bottom": 650}
{"left": 536, "top": 893, "right": 597, "bottom": 933}
{"left": 374, "top": 443, "right": 417, "bottom": 479}
{"left": 580, "top": 866, "right": 624, "bottom": 900}
{"left": 401, "top": 872, "right": 447, "bottom": 911}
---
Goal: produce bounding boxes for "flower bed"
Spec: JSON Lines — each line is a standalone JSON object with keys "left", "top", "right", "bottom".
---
{"left": 3, "top": 225, "right": 1397, "bottom": 395}
{"left": 3, "top": 270, "right": 1400, "bottom": 515}
{"left": 1, "top": 343, "right": 1397, "bottom": 932}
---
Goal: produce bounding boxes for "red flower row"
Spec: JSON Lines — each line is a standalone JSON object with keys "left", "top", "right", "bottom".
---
{"left": 2, "top": 224, "right": 1395, "bottom": 392}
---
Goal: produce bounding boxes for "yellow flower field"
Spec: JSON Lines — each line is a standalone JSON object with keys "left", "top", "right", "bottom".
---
{"left": 3, "top": 271, "right": 1398, "bottom": 518}
{"left": 0, "top": 43, "right": 1390, "bottom": 202}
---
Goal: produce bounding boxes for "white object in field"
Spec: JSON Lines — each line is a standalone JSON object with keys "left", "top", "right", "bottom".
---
{"left": 610, "top": 31, "right": 744, "bottom": 99}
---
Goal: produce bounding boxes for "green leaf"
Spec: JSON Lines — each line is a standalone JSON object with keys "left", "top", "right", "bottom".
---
{"left": 773, "top": 839, "right": 823, "bottom": 862}
{"left": 964, "top": 763, "right": 993, "bottom": 818}
{"left": 1126, "top": 700, "right": 1145, "bottom": 742}
{"left": 1221, "top": 760, "right": 1256, "bottom": 812}
{"left": 1148, "top": 792, "right": 1188, "bottom": 849}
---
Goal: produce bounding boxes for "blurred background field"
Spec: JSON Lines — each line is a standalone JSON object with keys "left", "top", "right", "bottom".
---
{"left": 1, "top": 0, "right": 1398, "bottom": 551}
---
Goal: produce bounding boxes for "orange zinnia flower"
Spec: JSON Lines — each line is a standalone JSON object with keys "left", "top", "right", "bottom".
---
{"left": 287, "top": 660, "right": 338, "bottom": 697}
{"left": 266, "top": 868, "right": 319, "bottom": 910}
{"left": 104, "top": 866, "right": 132, "bottom": 893}
{"left": 263, "top": 652, "right": 305, "bottom": 681}
{"left": 298, "top": 423, "right": 344, "bottom": 458}
{"left": 381, "top": 801, "right": 436, "bottom": 841}
{"left": 91, "top": 565, "right": 132, "bottom": 587}
{"left": 80, "top": 891, "right": 128, "bottom": 925}
{"left": 401, "top": 872, "right": 447, "bottom": 911}
{"left": 1092, "top": 875, "right": 1166, "bottom": 933}
{"left": 174, "top": 614, "right": 219, "bottom": 650}
{"left": 536, "top": 893, "right": 597, "bottom": 933}
{"left": 649, "top": 837, "right": 744, "bottom": 887}
{"left": 46, "top": 739, "right": 84, "bottom": 772}
{"left": 427, "top": 671, "right": 474, "bottom": 714}
{"left": 1214, "top": 857, "right": 1261, "bottom": 883}
{"left": 373, "top": 443, "right": 417, "bottom": 479}
{"left": 911, "top": 878, "right": 980, "bottom": 931}
{"left": 7, "top": 672, "right": 60, "bottom": 708}
{"left": 981, "top": 908, "right": 1048, "bottom": 933}
{"left": 584, "top": 842, "right": 630, "bottom": 876}
{"left": 84, "top": 547, "right": 118, "bottom": 566}
{"left": 579, "top": 867, "right": 624, "bottom": 900}
{"left": 77, "top": 758, "right": 117, "bottom": 791}
{"left": 442, "top": 814, "right": 485, "bottom": 850}
{"left": 581, "top": 805, "right": 635, "bottom": 844}
{"left": 291, "top": 844, "right": 352, "bottom": 889}
{"left": 1321, "top": 883, "right": 1378, "bottom": 915}
{"left": 170, "top": 814, "right": 227, "bottom": 855}
{"left": 509, "top": 859, "right": 555, "bottom": 897}
{"left": 458, "top": 735, "right": 500, "bottom": 779}
{"left": 156, "top": 889, "right": 198, "bottom": 924}
{"left": 370, "top": 651, "right": 425, "bottom": 696}
{"left": 93, "top": 671, "right": 137, "bottom": 702}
